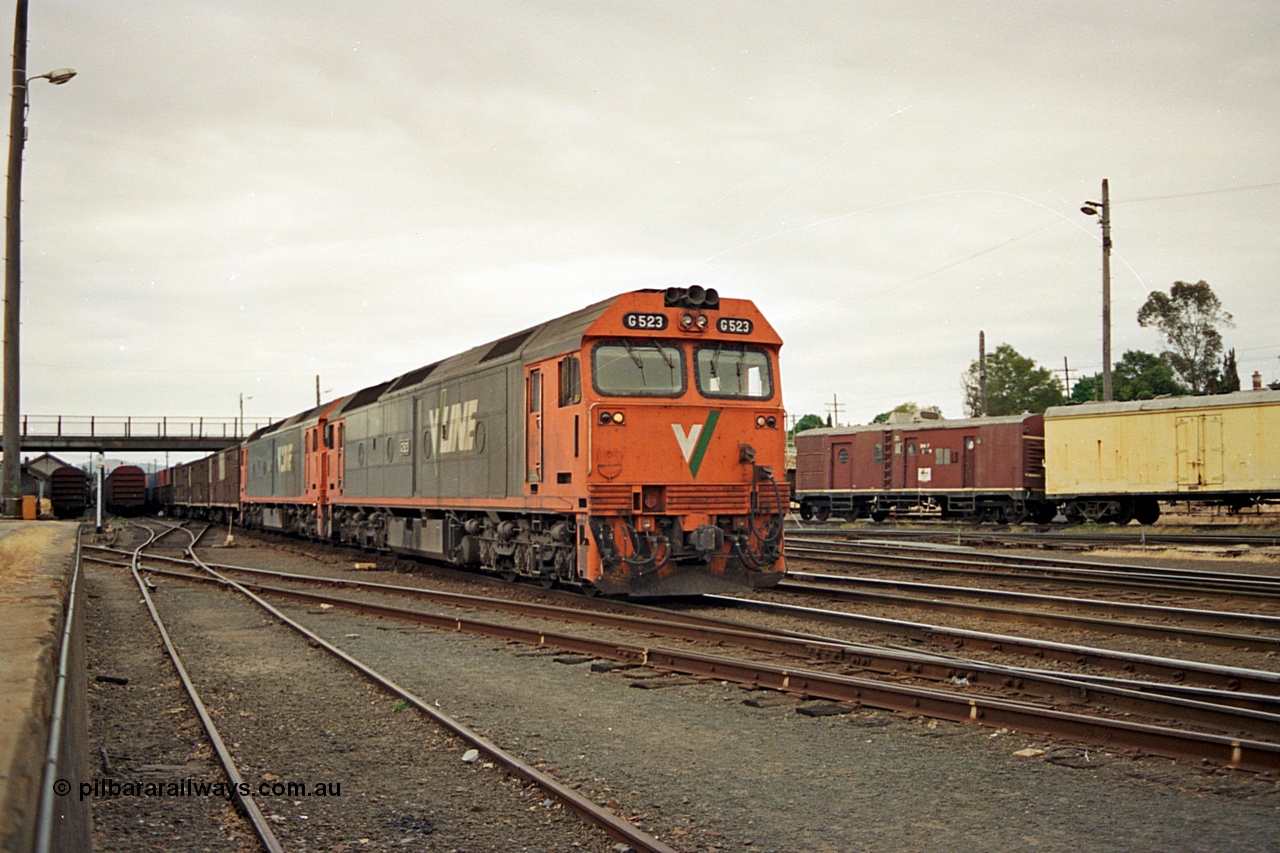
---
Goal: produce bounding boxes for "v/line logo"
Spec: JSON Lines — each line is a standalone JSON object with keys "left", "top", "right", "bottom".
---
{"left": 671, "top": 410, "right": 721, "bottom": 478}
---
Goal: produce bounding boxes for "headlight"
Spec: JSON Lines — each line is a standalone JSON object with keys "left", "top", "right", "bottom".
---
{"left": 612, "top": 412, "right": 625, "bottom": 425}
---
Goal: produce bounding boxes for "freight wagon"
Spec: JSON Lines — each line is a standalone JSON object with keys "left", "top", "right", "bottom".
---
{"left": 49, "top": 465, "right": 87, "bottom": 519}
{"left": 103, "top": 465, "right": 147, "bottom": 516}
{"left": 169, "top": 446, "right": 240, "bottom": 523}
{"left": 794, "top": 412, "right": 1052, "bottom": 523}
{"left": 1043, "top": 389, "right": 1280, "bottom": 523}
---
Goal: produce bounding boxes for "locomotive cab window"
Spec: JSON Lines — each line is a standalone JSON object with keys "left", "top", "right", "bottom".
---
{"left": 591, "top": 341, "right": 684, "bottom": 397}
{"left": 695, "top": 345, "right": 773, "bottom": 400}
{"left": 558, "top": 355, "right": 581, "bottom": 407}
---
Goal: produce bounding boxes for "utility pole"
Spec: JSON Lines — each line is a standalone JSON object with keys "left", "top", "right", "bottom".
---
{"left": 978, "top": 331, "right": 987, "bottom": 417}
{"left": 2, "top": 3, "right": 74, "bottom": 516}
{"left": 825, "top": 394, "right": 846, "bottom": 428}
{"left": 1081, "top": 179, "right": 1113, "bottom": 401}
{"left": 1058, "top": 356, "right": 1076, "bottom": 398}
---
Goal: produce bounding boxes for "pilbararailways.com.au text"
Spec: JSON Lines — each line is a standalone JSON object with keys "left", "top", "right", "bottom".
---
{"left": 56, "top": 777, "right": 342, "bottom": 802}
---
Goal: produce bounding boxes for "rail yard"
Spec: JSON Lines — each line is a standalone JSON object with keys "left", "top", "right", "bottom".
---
{"left": 41, "top": 514, "right": 1272, "bottom": 851}
{"left": 9, "top": 295, "right": 1280, "bottom": 850}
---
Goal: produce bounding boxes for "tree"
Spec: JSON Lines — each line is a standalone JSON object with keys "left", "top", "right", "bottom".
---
{"left": 1217, "top": 348, "right": 1240, "bottom": 393}
{"left": 1115, "top": 350, "right": 1190, "bottom": 399}
{"left": 1071, "top": 350, "right": 1191, "bottom": 402}
{"left": 872, "top": 402, "right": 942, "bottom": 423}
{"left": 792, "top": 413, "right": 825, "bottom": 435}
{"left": 1069, "top": 373, "right": 1100, "bottom": 403}
{"left": 1136, "top": 280, "right": 1233, "bottom": 394}
{"left": 961, "top": 343, "right": 1064, "bottom": 416}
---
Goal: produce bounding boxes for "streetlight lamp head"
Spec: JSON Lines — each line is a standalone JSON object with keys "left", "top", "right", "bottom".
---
{"left": 1080, "top": 205, "right": 1098, "bottom": 216}
{"left": 37, "top": 68, "right": 77, "bottom": 85}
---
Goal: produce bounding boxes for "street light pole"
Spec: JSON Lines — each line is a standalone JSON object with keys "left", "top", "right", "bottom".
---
{"left": 2, "top": 0, "right": 75, "bottom": 516}
{"left": 1081, "top": 178, "right": 1113, "bottom": 402}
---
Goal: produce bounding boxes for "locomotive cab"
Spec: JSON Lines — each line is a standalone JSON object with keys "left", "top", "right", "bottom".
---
{"left": 561, "top": 288, "right": 787, "bottom": 595}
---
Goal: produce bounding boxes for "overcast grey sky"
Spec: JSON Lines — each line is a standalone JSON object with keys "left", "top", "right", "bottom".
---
{"left": 17, "top": 1, "right": 1280, "bottom": 449}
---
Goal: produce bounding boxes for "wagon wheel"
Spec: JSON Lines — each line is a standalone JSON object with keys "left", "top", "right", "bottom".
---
{"left": 799, "top": 503, "right": 815, "bottom": 521}
{"left": 870, "top": 509, "right": 889, "bottom": 523}
{"left": 1111, "top": 501, "right": 1135, "bottom": 526}
{"left": 1005, "top": 504, "right": 1029, "bottom": 525}
{"left": 1134, "top": 498, "right": 1161, "bottom": 526}
{"left": 814, "top": 505, "right": 831, "bottom": 522}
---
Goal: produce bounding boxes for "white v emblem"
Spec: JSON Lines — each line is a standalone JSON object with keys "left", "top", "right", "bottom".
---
{"left": 672, "top": 423, "right": 702, "bottom": 462}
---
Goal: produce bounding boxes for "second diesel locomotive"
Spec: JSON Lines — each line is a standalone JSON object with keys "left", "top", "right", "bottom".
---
{"left": 170, "top": 288, "right": 787, "bottom": 596}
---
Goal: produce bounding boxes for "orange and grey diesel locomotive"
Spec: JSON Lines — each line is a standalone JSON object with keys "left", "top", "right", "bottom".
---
{"left": 175, "top": 288, "right": 787, "bottom": 596}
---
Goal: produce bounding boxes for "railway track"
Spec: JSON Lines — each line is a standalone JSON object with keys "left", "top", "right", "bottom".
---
{"left": 785, "top": 523, "right": 1280, "bottom": 550}
{"left": 96, "top": 521, "right": 676, "bottom": 853}
{"left": 83, "top": 525, "right": 1280, "bottom": 774}
{"left": 780, "top": 533, "right": 1280, "bottom": 652}
{"left": 786, "top": 534, "right": 1280, "bottom": 598}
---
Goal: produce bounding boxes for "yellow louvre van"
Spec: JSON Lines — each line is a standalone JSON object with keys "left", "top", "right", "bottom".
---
{"left": 1043, "top": 390, "right": 1280, "bottom": 523}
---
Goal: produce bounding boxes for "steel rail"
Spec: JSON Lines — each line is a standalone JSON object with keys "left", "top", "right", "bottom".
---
{"left": 147, "top": 522, "right": 679, "bottom": 853}
{"left": 131, "top": 562, "right": 1280, "bottom": 744}
{"left": 33, "top": 526, "right": 84, "bottom": 853}
{"left": 122, "top": 523, "right": 285, "bottom": 853}
{"left": 776, "top": 577, "right": 1280, "bottom": 652}
{"left": 80, "top": 540, "right": 1280, "bottom": 696}
{"left": 85, "top": 543, "right": 1280, "bottom": 698}
{"left": 99, "top": 548, "right": 1280, "bottom": 712}
{"left": 785, "top": 538, "right": 1280, "bottom": 597}
{"left": 124, "top": 534, "right": 1280, "bottom": 773}
{"left": 783, "top": 570, "right": 1280, "bottom": 633}
{"left": 793, "top": 533, "right": 1280, "bottom": 579}
{"left": 796, "top": 525, "right": 1280, "bottom": 549}
{"left": 704, "top": 594, "right": 1280, "bottom": 696}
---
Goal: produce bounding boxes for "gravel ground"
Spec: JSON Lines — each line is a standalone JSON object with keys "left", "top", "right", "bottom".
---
{"left": 88, "top": 530, "right": 1279, "bottom": 852}
{"left": 84, "top": 557, "right": 624, "bottom": 852}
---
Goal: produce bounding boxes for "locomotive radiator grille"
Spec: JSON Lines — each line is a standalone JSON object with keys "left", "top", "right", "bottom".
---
{"left": 666, "top": 484, "right": 748, "bottom": 513}
{"left": 587, "top": 483, "right": 785, "bottom": 514}
{"left": 587, "top": 484, "right": 633, "bottom": 513}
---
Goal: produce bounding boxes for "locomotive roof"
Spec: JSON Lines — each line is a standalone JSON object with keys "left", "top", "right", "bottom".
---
{"left": 800, "top": 413, "right": 1037, "bottom": 438}
{"left": 251, "top": 289, "right": 773, "bottom": 434}
{"left": 1045, "top": 389, "right": 1280, "bottom": 419}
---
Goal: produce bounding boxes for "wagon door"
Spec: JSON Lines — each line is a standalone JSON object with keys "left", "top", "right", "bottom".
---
{"left": 830, "top": 441, "right": 855, "bottom": 489}
{"left": 961, "top": 435, "right": 976, "bottom": 488}
{"left": 1176, "top": 414, "right": 1225, "bottom": 488}
{"left": 526, "top": 368, "right": 543, "bottom": 485}
{"left": 904, "top": 437, "right": 920, "bottom": 488}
